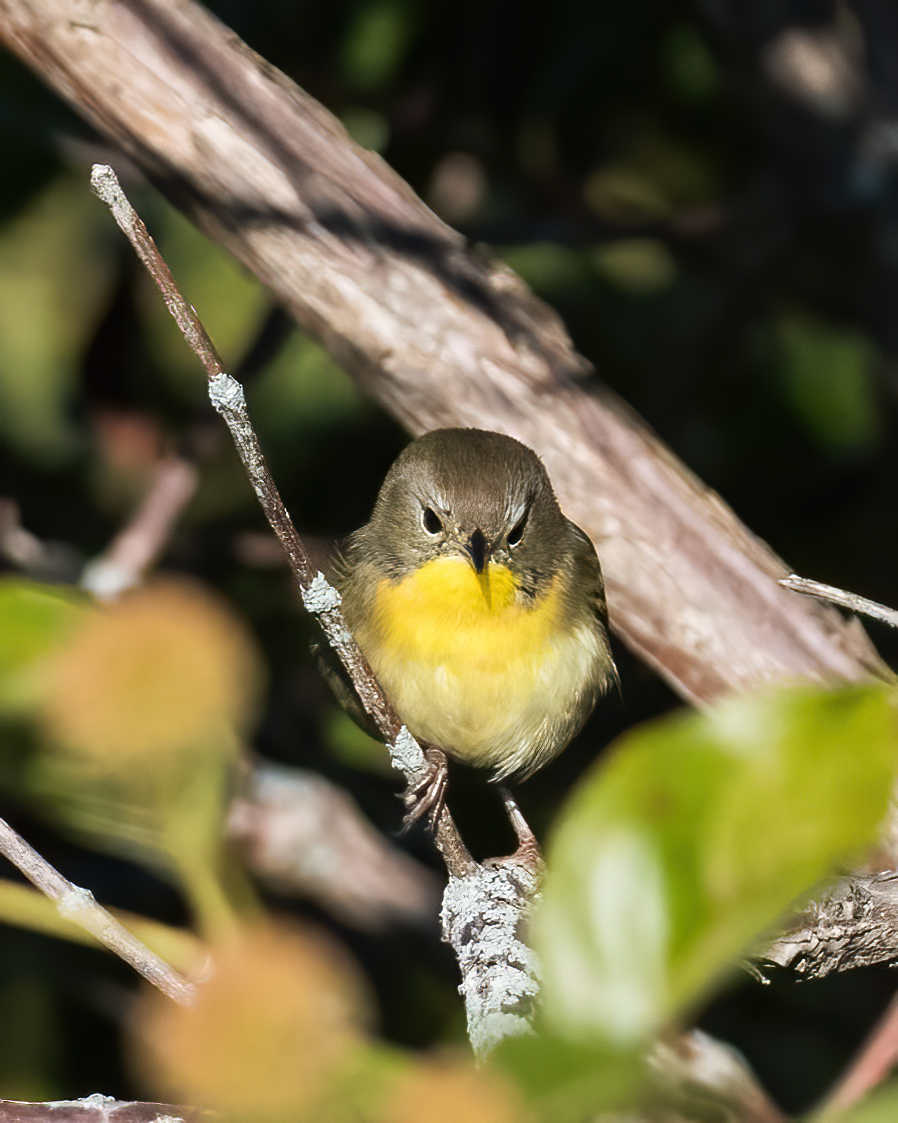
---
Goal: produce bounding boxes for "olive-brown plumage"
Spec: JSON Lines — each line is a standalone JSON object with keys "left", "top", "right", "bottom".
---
{"left": 336, "top": 429, "right": 617, "bottom": 786}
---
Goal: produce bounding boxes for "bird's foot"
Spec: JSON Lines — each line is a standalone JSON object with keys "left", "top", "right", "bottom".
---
{"left": 491, "top": 785, "right": 543, "bottom": 873}
{"left": 400, "top": 745, "right": 449, "bottom": 834}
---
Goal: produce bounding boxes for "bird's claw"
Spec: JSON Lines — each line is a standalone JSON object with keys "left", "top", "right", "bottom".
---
{"left": 400, "top": 746, "right": 449, "bottom": 834}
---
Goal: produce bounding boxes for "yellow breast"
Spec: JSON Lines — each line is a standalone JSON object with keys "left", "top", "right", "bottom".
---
{"left": 355, "top": 556, "right": 601, "bottom": 777}
{"left": 371, "top": 557, "right": 560, "bottom": 670}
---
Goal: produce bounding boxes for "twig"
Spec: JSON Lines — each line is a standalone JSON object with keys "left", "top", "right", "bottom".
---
{"left": 227, "top": 762, "right": 440, "bottom": 930}
{"left": 89, "top": 163, "right": 540, "bottom": 1053}
{"left": 90, "top": 163, "right": 471, "bottom": 873}
{"left": 0, "top": 499, "right": 81, "bottom": 582}
{"left": 0, "top": 1093, "right": 208, "bottom": 1121}
{"left": 650, "top": 1030, "right": 788, "bottom": 1123}
{"left": 81, "top": 456, "right": 198, "bottom": 600}
{"left": 780, "top": 575, "right": 898, "bottom": 630}
{"left": 760, "top": 873, "right": 898, "bottom": 979}
{"left": 0, "top": 816, "right": 195, "bottom": 1005}
{"left": 817, "top": 991, "right": 898, "bottom": 1114}
{"left": 0, "top": 878, "right": 204, "bottom": 972}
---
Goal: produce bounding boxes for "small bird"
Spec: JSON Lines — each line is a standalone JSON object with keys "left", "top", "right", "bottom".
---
{"left": 336, "top": 428, "right": 617, "bottom": 826}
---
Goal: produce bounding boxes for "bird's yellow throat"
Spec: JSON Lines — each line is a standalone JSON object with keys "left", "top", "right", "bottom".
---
{"left": 367, "top": 556, "right": 563, "bottom": 673}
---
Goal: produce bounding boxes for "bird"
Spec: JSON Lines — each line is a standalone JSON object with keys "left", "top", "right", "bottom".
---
{"left": 334, "top": 427, "right": 617, "bottom": 828}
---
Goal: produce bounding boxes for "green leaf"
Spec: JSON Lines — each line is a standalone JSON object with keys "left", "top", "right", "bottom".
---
{"left": 0, "top": 579, "right": 85, "bottom": 714}
{"left": 774, "top": 312, "right": 880, "bottom": 453}
{"left": 493, "top": 1031, "right": 643, "bottom": 1123}
{"left": 0, "top": 173, "right": 113, "bottom": 466}
{"left": 535, "top": 685, "right": 897, "bottom": 1047}
{"left": 817, "top": 1082, "right": 898, "bottom": 1122}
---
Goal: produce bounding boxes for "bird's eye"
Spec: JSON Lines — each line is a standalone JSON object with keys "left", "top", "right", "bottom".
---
{"left": 507, "top": 513, "right": 527, "bottom": 547}
{"left": 422, "top": 507, "right": 443, "bottom": 535}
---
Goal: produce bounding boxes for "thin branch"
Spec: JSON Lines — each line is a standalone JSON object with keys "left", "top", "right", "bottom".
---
{"left": 818, "top": 991, "right": 898, "bottom": 1114}
{"left": 760, "top": 873, "right": 898, "bottom": 978}
{"left": 649, "top": 1030, "right": 788, "bottom": 1123}
{"left": 90, "top": 162, "right": 539, "bottom": 1054}
{"left": 0, "top": 878, "right": 204, "bottom": 971}
{"left": 0, "top": 1093, "right": 208, "bottom": 1121}
{"left": 780, "top": 574, "right": 898, "bottom": 630}
{"left": 0, "top": 816, "right": 195, "bottom": 1005}
{"left": 0, "top": 499, "right": 81, "bottom": 582}
{"left": 81, "top": 455, "right": 198, "bottom": 600}
{"left": 94, "top": 162, "right": 473, "bottom": 875}
{"left": 227, "top": 762, "right": 440, "bottom": 930}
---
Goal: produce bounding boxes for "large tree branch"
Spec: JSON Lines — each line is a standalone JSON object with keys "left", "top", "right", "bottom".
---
{"left": 0, "top": 0, "right": 886, "bottom": 707}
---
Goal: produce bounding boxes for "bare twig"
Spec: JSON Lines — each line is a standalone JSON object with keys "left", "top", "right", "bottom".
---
{"left": 90, "top": 162, "right": 540, "bottom": 1053}
{"left": 81, "top": 456, "right": 198, "bottom": 600}
{"left": 0, "top": 499, "right": 81, "bottom": 581}
{"left": 93, "top": 161, "right": 473, "bottom": 875}
{"left": 0, "top": 816, "right": 195, "bottom": 1005}
{"left": 0, "top": 878, "right": 204, "bottom": 971}
{"left": 780, "top": 574, "right": 898, "bottom": 630}
{"left": 227, "top": 763, "right": 440, "bottom": 930}
{"left": 0, "top": 1093, "right": 207, "bottom": 1121}
{"left": 650, "top": 1030, "right": 788, "bottom": 1123}
{"left": 818, "top": 992, "right": 898, "bottom": 1114}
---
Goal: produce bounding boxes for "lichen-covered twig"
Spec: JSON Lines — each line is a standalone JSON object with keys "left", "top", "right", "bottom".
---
{"left": 88, "top": 163, "right": 472, "bottom": 874}
{"left": 0, "top": 1092, "right": 207, "bottom": 1121}
{"left": 0, "top": 816, "right": 195, "bottom": 1005}
{"left": 89, "top": 162, "right": 541, "bottom": 1053}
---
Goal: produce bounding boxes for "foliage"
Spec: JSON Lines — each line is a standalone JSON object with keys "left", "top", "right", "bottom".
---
{"left": 2, "top": 572, "right": 896, "bottom": 1117}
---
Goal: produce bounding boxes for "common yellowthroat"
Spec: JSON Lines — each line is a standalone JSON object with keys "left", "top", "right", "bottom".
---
{"left": 336, "top": 428, "right": 617, "bottom": 823}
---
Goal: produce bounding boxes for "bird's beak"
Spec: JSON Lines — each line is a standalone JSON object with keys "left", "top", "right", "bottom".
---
{"left": 466, "top": 528, "right": 488, "bottom": 574}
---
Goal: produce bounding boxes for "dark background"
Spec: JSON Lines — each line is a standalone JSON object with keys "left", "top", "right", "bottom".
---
{"left": 1, "top": 0, "right": 897, "bottom": 1110}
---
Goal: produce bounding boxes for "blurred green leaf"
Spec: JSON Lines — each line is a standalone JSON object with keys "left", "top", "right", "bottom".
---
{"left": 324, "top": 707, "right": 393, "bottom": 776}
{"left": 342, "top": 107, "right": 390, "bottom": 152}
{"left": 594, "top": 239, "right": 677, "bottom": 294}
{"left": 143, "top": 203, "right": 267, "bottom": 403}
{"left": 775, "top": 312, "right": 880, "bottom": 453}
{"left": 249, "top": 332, "right": 363, "bottom": 441}
{"left": 341, "top": 0, "right": 415, "bottom": 90}
{"left": 494, "top": 1031, "right": 642, "bottom": 1123}
{"left": 501, "top": 243, "right": 593, "bottom": 297}
{"left": 822, "top": 1082, "right": 898, "bottom": 1122}
{"left": 0, "top": 579, "right": 85, "bottom": 715}
{"left": 665, "top": 25, "right": 718, "bottom": 103}
{"left": 583, "top": 166, "right": 671, "bottom": 222}
{"left": 535, "top": 686, "right": 897, "bottom": 1047}
{"left": 0, "top": 173, "right": 112, "bottom": 464}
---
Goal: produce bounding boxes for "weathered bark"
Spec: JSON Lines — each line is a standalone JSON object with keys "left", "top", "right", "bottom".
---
{"left": 0, "top": 1095, "right": 207, "bottom": 1121}
{"left": 0, "top": 0, "right": 887, "bottom": 706}
{"left": 763, "top": 873, "right": 898, "bottom": 978}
